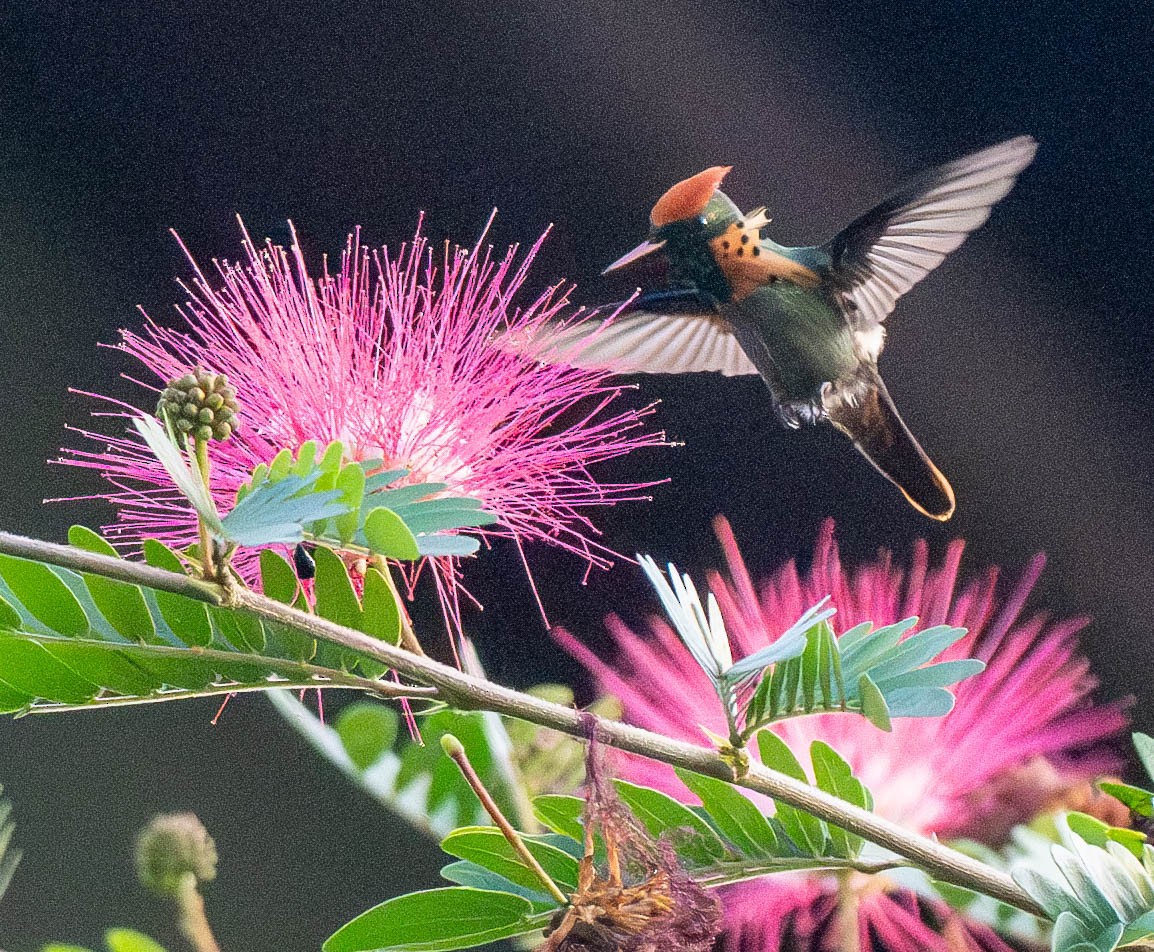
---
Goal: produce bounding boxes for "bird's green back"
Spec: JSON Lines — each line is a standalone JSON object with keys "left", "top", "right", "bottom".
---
{"left": 725, "top": 282, "right": 857, "bottom": 401}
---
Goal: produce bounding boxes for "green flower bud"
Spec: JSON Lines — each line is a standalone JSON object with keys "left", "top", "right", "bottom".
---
{"left": 135, "top": 812, "right": 217, "bottom": 898}
{"left": 155, "top": 368, "right": 241, "bottom": 443}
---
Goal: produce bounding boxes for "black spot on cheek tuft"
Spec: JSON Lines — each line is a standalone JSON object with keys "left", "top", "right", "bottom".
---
{"left": 752, "top": 247, "right": 761, "bottom": 257}
{"left": 741, "top": 233, "right": 750, "bottom": 244}
{"left": 736, "top": 247, "right": 744, "bottom": 257}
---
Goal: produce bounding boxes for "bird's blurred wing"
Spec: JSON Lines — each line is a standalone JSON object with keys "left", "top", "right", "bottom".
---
{"left": 823, "top": 135, "right": 1037, "bottom": 328}
{"left": 521, "top": 310, "right": 758, "bottom": 376}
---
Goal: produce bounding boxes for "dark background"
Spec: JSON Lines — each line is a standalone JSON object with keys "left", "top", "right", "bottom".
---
{"left": 1, "top": 0, "right": 1152, "bottom": 948}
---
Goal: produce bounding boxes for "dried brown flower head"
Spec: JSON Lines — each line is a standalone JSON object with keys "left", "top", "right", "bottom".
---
{"left": 541, "top": 717, "right": 722, "bottom": 952}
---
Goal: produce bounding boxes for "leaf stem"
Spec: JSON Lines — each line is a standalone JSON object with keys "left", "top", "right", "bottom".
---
{"left": 176, "top": 873, "right": 222, "bottom": 952}
{"left": 192, "top": 438, "right": 216, "bottom": 581}
{"left": 693, "top": 857, "right": 900, "bottom": 889}
{"left": 233, "top": 588, "right": 1047, "bottom": 918}
{"left": 441, "top": 734, "right": 569, "bottom": 906}
{"left": 24, "top": 676, "right": 437, "bottom": 715}
{"left": 0, "top": 530, "right": 1047, "bottom": 920}
{"left": 836, "top": 870, "right": 862, "bottom": 952}
{"left": 374, "top": 556, "right": 425, "bottom": 656}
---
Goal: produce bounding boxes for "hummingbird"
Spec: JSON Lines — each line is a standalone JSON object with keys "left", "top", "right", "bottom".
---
{"left": 532, "top": 136, "right": 1037, "bottom": 520}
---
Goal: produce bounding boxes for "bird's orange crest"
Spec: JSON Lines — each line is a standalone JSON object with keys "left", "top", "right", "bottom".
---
{"left": 649, "top": 166, "right": 732, "bottom": 227}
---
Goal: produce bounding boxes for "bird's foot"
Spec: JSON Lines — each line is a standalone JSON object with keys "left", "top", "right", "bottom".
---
{"left": 776, "top": 399, "right": 825, "bottom": 429}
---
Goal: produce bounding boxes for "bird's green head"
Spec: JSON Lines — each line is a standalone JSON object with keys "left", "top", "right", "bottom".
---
{"left": 603, "top": 166, "right": 742, "bottom": 303}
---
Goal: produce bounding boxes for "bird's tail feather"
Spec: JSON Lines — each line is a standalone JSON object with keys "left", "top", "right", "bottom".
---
{"left": 827, "top": 374, "right": 955, "bottom": 521}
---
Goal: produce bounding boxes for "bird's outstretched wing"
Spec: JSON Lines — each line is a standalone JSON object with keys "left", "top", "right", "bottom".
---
{"left": 823, "top": 135, "right": 1038, "bottom": 329}
{"left": 515, "top": 309, "right": 758, "bottom": 377}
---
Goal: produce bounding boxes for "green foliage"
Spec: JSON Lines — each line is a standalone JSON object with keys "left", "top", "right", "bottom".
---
{"left": 470, "top": 754, "right": 874, "bottom": 900}
{"left": 676, "top": 768, "right": 779, "bottom": 858}
{"left": 103, "top": 930, "right": 169, "bottom": 952}
{"left": 614, "top": 779, "right": 729, "bottom": 866}
{"left": 441, "top": 828, "right": 581, "bottom": 894}
{"left": 269, "top": 694, "right": 526, "bottom": 837}
{"left": 135, "top": 425, "right": 496, "bottom": 558}
{"left": 329, "top": 748, "right": 880, "bottom": 952}
{"left": 0, "top": 537, "right": 400, "bottom": 714}
{"left": 639, "top": 555, "right": 983, "bottom": 742}
{"left": 532, "top": 794, "right": 585, "bottom": 842}
{"left": 337, "top": 702, "right": 400, "bottom": 771}
{"left": 1100, "top": 782, "right": 1154, "bottom": 821}
{"left": 222, "top": 469, "right": 349, "bottom": 547}
{"left": 754, "top": 735, "right": 873, "bottom": 861}
{"left": 1014, "top": 818, "right": 1154, "bottom": 952}
{"left": 43, "top": 930, "right": 169, "bottom": 952}
{"left": 0, "top": 783, "right": 20, "bottom": 904}
{"left": 638, "top": 556, "right": 819, "bottom": 732}
{"left": 324, "top": 887, "right": 553, "bottom": 952}
{"left": 1072, "top": 732, "right": 1154, "bottom": 868}
{"left": 231, "top": 440, "right": 497, "bottom": 558}
{"left": 756, "top": 732, "right": 825, "bottom": 855}
{"left": 1067, "top": 813, "right": 1149, "bottom": 862}
{"left": 502, "top": 685, "right": 623, "bottom": 799}
{"left": 743, "top": 617, "right": 982, "bottom": 735}
{"left": 1100, "top": 733, "right": 1154, "bottom": 827}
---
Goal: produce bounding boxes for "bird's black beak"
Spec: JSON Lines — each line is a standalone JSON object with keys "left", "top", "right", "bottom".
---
{"left": 601, "top": 238, "right": 667, "bottom": 275}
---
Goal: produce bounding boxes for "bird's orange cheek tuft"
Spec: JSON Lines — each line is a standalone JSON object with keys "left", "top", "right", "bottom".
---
{"left": 710, "top": 223, "right": 820, "bottom": 300}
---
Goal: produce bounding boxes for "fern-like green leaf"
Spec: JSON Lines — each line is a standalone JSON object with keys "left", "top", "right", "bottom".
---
{"left": 221, "top": 470, "right": 350, "bottom": 546}
{"left": 1100, "top": 733, "right": 1154, "bottom": 828}
{"left": 742, "top": 618, "right": 981, "bottom": 736}
{"left": 229, "top": 440, "right": 497, "bottom": 560}
{"left": 637, "top": 555, "right": 981, "bottom": 742}
{"left": 324, "top": 887, "right": 552, "bottom": 952}
{"left": 330, "top": 751, "right": 888, "bottom": 952}
{"left": 0, "top": 537, "right": 403, "bottom": 714}
{"left": 1013, "top": 818, "right": 1154, "bottom": 952}
{"left": 410, "top": 754, "right": 880, "bottom": 917}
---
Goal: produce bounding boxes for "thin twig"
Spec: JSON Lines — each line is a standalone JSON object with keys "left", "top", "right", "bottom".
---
{"left": 374, "top": 557, "right": 425, "bottom": 656}
{"left": 836, "top": 870, "right": 862, "bottom": 952}
{"left": 192, "top": 438, "right": 216, "bottom": 581}
{"left": 0, "top": 531, "right": 224, "bottom": 602}
{"left": 232, "top": 587, "right": 1045, "bottom": 917}
{"left": 0, "top": 531, "right": 1047, "bottom": 919}
{"left": 442, "top": 734, "right": 569, "bottom": 905}
{"left": 25, "top": 678, "right": 437, "bottom": 714}
{"left": 177, "top": 874, "right": 222, "bottom": 952}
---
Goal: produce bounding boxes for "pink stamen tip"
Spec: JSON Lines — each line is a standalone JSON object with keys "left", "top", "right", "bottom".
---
{"left": 58, "top": 217, "right": 667, "bottom": 637}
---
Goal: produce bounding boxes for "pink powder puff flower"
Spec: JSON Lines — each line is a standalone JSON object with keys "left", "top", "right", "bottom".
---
{"left": 557, "top": 517, "right": 1128, "bottom": 952}
{"left": 59, "top": 217, "right": 664, "bottom": 621}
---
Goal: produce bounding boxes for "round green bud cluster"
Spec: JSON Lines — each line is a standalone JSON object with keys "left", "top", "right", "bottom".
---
{"left": 156, "top": 369, "right": 240, "bottom": 442}
{"left": 135, "top": 811, "right": 218, "bottom": 897}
